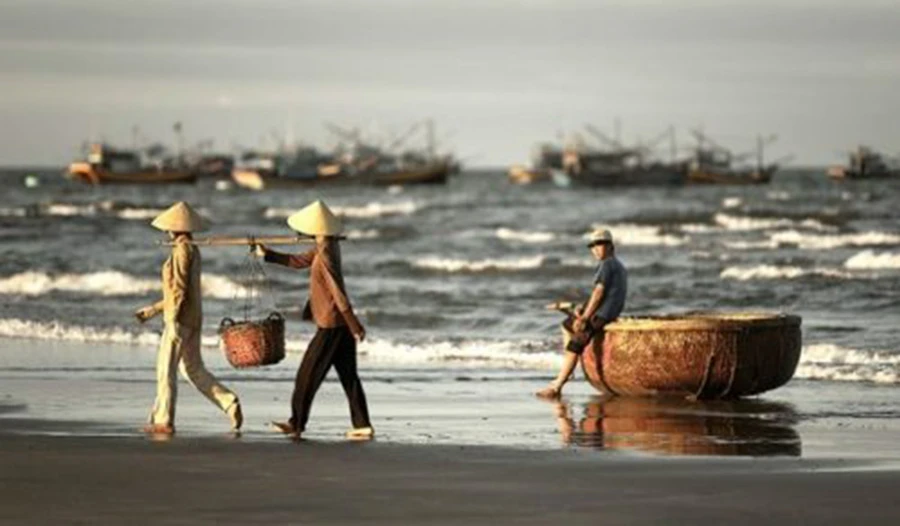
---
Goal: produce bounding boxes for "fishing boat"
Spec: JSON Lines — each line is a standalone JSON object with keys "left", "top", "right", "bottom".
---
{"left": 578, "top": 312, "right": 801, "bottom": 400}
{"left": 508, "top": 165, "right": 550, "bottom": 185}
{"left": 66, "top": 143, "right": 197, "bottom": 185}
{"left": 685, "top": 131, "right": 786, "bottom": 185}
{"left": 827, "top": 146, "right": 900, "bottom": 180}
{"left": 231, "top": 149, "right": 449, "bottom": 190}
{"left": 512, "top": 125, "right": 686, "bottom": 187}
{"left": 560, "top": 150, "right": 686, "bottom": 187}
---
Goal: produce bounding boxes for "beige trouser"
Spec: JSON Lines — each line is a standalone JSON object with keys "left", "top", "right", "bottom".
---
{"left": 149, "top": 324, "right": 238, "bottom": 426}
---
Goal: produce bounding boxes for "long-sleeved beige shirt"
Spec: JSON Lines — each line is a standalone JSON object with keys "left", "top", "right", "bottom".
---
{"left": 150, "top": 238, "right": 203, "bottom": 329}
{"left": 264, "top": 239, "right": 361, "bottom": 331}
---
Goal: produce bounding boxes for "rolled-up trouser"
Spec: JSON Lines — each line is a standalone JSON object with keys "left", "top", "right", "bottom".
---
{"left": 149, "top": 323, "right": 239, "bottom": 426}
{"left": 289, "top": 326, "right": 371, "bottom": 433}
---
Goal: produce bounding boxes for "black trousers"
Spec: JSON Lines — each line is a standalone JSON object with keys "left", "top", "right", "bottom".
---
{"left": 290, "top": 326, "right": 371, "bottom": 432}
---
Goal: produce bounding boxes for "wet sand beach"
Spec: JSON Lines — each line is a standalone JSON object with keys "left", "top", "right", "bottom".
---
{"left": 2, "top": 340, "right": 900, "bottom": 524}
{"left": 1, "top": 428, "right": 899, "bottom": 525}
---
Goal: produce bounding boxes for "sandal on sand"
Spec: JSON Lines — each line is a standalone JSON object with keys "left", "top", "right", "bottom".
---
{"left": 269, "top": 421, "right": 300, "bottom": 438}
{"left": 227, "top": 402, "right": 243, "bottom": 431}
{"left": 346, "top": 427, "right": 375, "bottom": 440}
{"left": 142, "top": 423, "right": 175, "bottom": 435}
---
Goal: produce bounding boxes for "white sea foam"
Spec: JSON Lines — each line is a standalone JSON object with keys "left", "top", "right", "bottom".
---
{"left": 770, "top": 230, "right": 900, "bottom": 250}
{"left": 722, "top": 197, "right": 743, "bottom": 209}
{"left": 332, "top": 201, "right": 420, "bottom": 218}
{"left": 0, "top": 202, "right": 195, "bottom": 221}
{"left": 844, "top": 250, "right": 900, "bottom": 270}
{"left": 679, "top": 223, "right": 718, "bottom": 234}
{"left": 413, "top": 255, "right": 547, "bottom": 273}
{"left": 265, "top": 200, "right": 420, "bottom": 220}
{"left": 495, "top": 228, "right": 556, "bottom": 244}
{"left": 796, "top": 344, "right": 900, "bottom": 384}
{"left": 719, "top": 265, "right": 853, "bottom": 281}
{"left": 0, "top": 207, "right": 27, "bottom": 217}
{"left": 114, "top": 207, "right": 166, "bottom": 220}
{"left": 345, "top": 229, "right": 381, "bottom": 240}
{"left": 713, "top": 213, "right": 832, "bottom": 232}
{"left": 0, "top": 318, "right": 159, "bottom": 346}
{"left": 722, "top": 240, "right": 780, "bottom": 250}
{"left": 767, "top": 191, "right": 791, "bottom": 201}
{"left": 0, "top": 271, "right": 249, "bottom": 299}
{"left": 592, "top": 224, "right": 686, "bottom": 246}
{"left": 358, "top": 338, "right": 561, "bottom": 369}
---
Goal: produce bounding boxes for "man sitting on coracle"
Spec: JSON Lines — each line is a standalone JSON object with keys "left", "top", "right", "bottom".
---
{"left": 537, "top": 228, "right": 627, "bottom": 399}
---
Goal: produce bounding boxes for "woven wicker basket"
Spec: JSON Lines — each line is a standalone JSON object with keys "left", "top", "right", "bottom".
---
{"left": 219, "top": 312, "right": 286, "bottom": 368}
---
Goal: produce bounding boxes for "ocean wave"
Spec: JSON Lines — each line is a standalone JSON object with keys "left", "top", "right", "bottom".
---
{"left": 0, "top": 201, "right": 195, "bottom": 221}
{"left": 0, "top": 318, "right": 159, "bottom": 346}
{"left": 0, "top": 316, "right": 561, "bottom": 369}
{"left": 265, "top": 200, "right": 420, "bottom": 220}
{"left": 0, "top": 271, "right": 249, "bottom": 299}
{"left": 592, "top": 224, "right": 686, "bottom": 246}
{"left": 844, "top": 250, "right": 900, "bottom": 270}
{"left": 358, "top": 338, "right": 560, "bottom": 369}
{"left": 0, "top": 207, "right": 27, "bottom": 217}
{"left": 713, "top": 213, "right": 833, "bottom": 232}
{"left": 796, "top": 344, "right": 900, "bottom": 384}
{"left": 3, "top": 317, "right": 898, "bottom": 380}
{"left": 770, "top": 230, "right": 900, "bottom": 250}
{"left": 719, "top": 265, "right": 854, "bottom": 281}
{"left": 345, "top": 229, "right": 381, "bottom": 240}
{"left": 722, "top": 197, "right": 743, "bottom": 209}
{"left": 722, "top": 240, "right": 779, "bottom": 250}
{"left": 495, "top": 228, "right": 556, "bottom": 244}
{"left": 412, "top": 255, "right": 547, "bottom": 273}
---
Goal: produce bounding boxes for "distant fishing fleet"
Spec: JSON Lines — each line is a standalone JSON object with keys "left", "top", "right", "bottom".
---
{"left": 63, "top": 119, "right": 899, "bottom": 188}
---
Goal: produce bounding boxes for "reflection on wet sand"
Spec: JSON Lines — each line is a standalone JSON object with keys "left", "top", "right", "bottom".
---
{"left": 550, "top": 396, "right": 801, "bottom": 457}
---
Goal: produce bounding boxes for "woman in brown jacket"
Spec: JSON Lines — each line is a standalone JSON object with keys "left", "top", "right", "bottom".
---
{"left": 256, "top": 200, "right": 373, "bottom": 439}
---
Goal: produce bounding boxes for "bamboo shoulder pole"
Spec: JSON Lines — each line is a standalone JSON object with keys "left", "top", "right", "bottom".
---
{"left": 157, "top": 235, "right": 346, "bottom": 247}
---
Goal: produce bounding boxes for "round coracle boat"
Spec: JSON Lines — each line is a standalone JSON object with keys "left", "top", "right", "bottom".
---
{"left": 579, "top": 312, "right": 802, "bottom": 400}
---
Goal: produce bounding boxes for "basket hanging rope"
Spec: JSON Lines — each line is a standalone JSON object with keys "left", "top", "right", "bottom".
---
{"left": 219, "top": 252, "right": 286, "bottom": 368}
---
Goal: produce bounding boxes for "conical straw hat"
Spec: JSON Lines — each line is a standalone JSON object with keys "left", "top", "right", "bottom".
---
{"left": 286, "top": 200, "right": 343, "bottom": 236}
{"left": 151, "top": 201, "right": 206, "bottom": 232}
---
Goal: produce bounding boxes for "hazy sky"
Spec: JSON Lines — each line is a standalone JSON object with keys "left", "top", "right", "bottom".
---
{"left": 1, "top": 0, "right": 898, "bottom": 165}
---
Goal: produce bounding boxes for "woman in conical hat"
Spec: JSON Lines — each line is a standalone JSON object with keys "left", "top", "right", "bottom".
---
{"left": 255, "top": 200, "right": 373, "bottom": 439}
{"left": 134, "top": 201, "right": 243, "bottom": 435}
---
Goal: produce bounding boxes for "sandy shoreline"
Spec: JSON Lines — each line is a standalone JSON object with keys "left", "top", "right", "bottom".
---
{"left": 1, "top": 426, "right": 899, "bottom": 525}
{"left": 3, "top": 340, "right": 900, "bottom": 524}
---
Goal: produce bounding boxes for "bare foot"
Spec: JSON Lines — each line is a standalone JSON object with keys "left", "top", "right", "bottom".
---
{"left": 269, "top": 421, "right": 300, "bottom": 438}
{"left": 142, "top": 423, "right": 175, "bottom": 435}
{"left": 535, "top": 385, "right": 561, "bottom": 399}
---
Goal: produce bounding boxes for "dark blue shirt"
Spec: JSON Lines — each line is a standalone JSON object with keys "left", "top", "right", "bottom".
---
{"left": 592, "top": 256, "right": 627, "bottom": 321}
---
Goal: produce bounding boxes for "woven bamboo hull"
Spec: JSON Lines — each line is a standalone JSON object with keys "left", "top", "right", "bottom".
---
{"left": 580, "top": 313, "right": 802, "bottom": 399}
